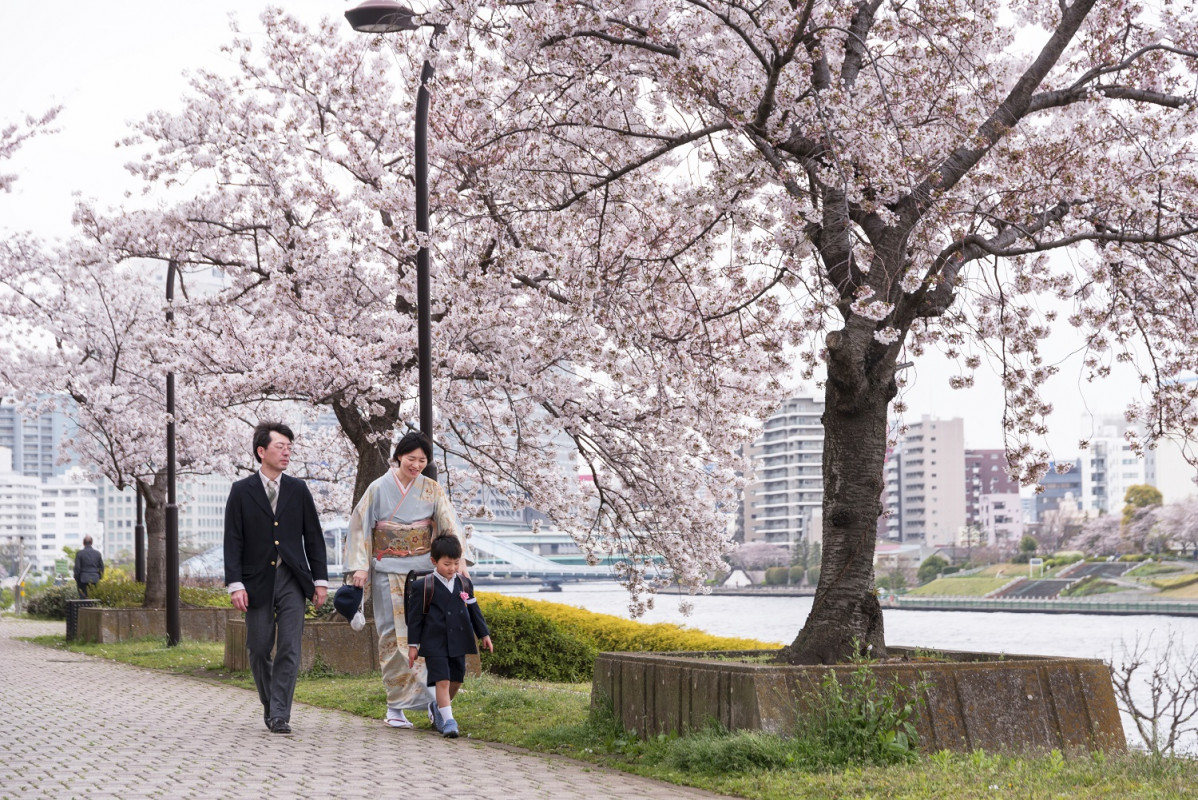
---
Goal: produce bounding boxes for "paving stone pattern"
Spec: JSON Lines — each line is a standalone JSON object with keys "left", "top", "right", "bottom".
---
{"left": 0, "top": 618, "right": 722, "bottom": 799}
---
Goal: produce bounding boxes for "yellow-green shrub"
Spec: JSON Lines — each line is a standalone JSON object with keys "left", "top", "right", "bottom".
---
{"left": 1151, "top": 573, "right": 1198, "bottom": 590}
{"left": 476, "top": 592, "right": 775, "bottom": 654}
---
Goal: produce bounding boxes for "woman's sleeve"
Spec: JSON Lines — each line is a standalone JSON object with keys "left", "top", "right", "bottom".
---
{"left": 345, "top": 484, "right": 374, "bottom": 573}
{"left": 432, "top": 483, "right": 473, "bottom": 566}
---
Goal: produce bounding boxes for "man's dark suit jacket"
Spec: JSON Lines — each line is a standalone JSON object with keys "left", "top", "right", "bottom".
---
{"left": 407, "top": 575, "right": 490, "bottom": 658}
{"left": 223, "top": 472, "right": 328, "bottom": 609}
{"left": 73, "top": 545, "right": 104, "bottom": 585}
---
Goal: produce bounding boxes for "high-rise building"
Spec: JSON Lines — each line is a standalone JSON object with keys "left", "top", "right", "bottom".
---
{"left": 740, "top": 396, "right": 825, "bottom": 546}
{"left": 1153, "top": 436, "right": 1198, "bottom": 504}
{"left": 965, "top": 450, "right": 1019, "bottom": 525}
{"left": 1080, "top": 415, "right": 1157, "bottom": 514}
{"left": 98, "top": 474, "right": 232, "bottom": 562}
{"left": 0, "top": 398, "right": 77, "bottom": 480}
{"left": 882, "top": 417, "right": 966, "bottom": 547}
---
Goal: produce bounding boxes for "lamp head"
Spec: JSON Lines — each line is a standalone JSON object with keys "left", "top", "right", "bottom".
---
{"left": 345, "top": 1, "right": 420, "bottom": 33}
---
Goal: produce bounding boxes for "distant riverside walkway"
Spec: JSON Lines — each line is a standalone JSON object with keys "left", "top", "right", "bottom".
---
{"left": 889, "top": 596, "right": 1198, "bottom": 616}
{"left": 0, "top": 618, "right": 721, "bottom": 800}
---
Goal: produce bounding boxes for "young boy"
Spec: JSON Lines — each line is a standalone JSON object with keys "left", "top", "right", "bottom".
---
{"left": 406, "top": 535, "right": 493, "bottom": 738}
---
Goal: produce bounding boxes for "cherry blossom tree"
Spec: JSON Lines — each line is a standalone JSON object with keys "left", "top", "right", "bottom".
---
{"left": 1067, "top": 512, "right": 1123, "bottom": 556}
{"left": 0, "top": 107, "right": 59, "bottom": 194}
{"left": 0, "top": 231, "right": 246, "bottom": 606}
{"left": 417, "top": 0, "right": 1197, "bottom": 662}
{"left": 1156, "top": 496, "right": 1198, "bottom": 556}
{"left": 84, "top": 2, "right": 1198, "bottom": 663}
{"left": 90, "top": 9, "right": 795, "bottom": 616}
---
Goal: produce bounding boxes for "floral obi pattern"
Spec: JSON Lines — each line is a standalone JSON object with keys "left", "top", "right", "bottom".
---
{"left": 372, "top": 518, "right": 435, "bottom": 560}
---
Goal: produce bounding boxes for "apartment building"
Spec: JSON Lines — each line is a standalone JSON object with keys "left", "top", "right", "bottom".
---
{"left": 740, "top": 396, "right": 825, "bottom": 547}
{"left": 882, "top": 416, "right": 966, "bottom": 547}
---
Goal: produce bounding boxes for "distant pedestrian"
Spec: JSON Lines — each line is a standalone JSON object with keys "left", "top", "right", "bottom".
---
{"left": 73, "top": 536, "right": 104, "bottom": 598}
{"left": 224, "top": 421, "right": 329, "bottom": 735}
{"left": 406, "top": 534, "right": 493, "bottom": 739}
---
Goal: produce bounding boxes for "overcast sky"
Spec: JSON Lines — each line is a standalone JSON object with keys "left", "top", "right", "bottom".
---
{"left": 1, "top": 1, "right": 1140, "bottom": 457}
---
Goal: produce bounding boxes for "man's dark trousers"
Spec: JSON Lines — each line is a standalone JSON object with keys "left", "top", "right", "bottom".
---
{"left": 245, "top": 560, "right": 306, "bottom": 723}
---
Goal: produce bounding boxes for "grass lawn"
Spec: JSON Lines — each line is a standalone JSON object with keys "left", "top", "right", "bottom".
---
{"left": 26, "top": 633, "right": 1198, "bottom": 799}
{"left": 1125, "top": 562, "right": 1187, "bottom": 578}
{"left": 907, "top": 576, "right": 1012, "bottom": 597}
{"left": 1155, "top": 581, "right": 1198, "bottom": 599}
{"left": 971, "top": 563, "right": 1028, "bottom": 578}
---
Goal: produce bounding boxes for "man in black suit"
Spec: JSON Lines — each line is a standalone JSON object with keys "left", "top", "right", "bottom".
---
{"left": 224, "top": 421, "right": 328, "bottom": 734}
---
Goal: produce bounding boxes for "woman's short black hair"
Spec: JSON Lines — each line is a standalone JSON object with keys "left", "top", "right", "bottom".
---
{"left": 393, "top": 430, "right": 433, "bottom": 462}
{"left": 431, "top": 535, "right": 463, "bottom": 561}
{"left": 252, "top": 421, "right": 294, "bottom": 463}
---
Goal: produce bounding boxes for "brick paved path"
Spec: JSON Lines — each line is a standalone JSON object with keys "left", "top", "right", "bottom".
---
{"left": 0, "top": 618, "right": 723, "bottom": 799}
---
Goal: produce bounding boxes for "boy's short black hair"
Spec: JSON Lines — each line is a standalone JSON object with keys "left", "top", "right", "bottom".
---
{"left": 431, "top": 535, "right": 463, "bottom": 561}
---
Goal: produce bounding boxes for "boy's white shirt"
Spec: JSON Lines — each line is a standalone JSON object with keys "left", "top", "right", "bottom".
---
{"left": 433, "top": 571, "right": 477, "bottom": 603}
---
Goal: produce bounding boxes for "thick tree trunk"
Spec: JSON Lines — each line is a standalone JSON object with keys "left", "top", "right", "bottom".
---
{"left": 140, "top": 477, "right": 168, "bottom": 608}
{"left": 332, "top": 402, "right": 397, "bottom": 506}
{"left": 783, "top": 327, "right": 895, "bottom": 664}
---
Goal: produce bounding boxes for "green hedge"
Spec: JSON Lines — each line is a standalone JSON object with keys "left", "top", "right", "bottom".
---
{"left": 24, "top": 578, "right": 232, "bottom": 619}
{"left": 24, "top": 583, "right": 79, "bottom": 618}
{"left": 474, "top": 592, "right": 774, "bottom": 681}
{"left": 479, "top": 603, "right": 596, "bottom": 682}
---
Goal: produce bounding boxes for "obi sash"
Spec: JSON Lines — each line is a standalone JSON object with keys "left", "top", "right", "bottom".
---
{"left": 372, "top": 517, "right": 437, "bottom": 561}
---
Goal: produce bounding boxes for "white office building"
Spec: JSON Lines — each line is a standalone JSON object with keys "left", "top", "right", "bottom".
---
{"left": 98, "top": 474, "right": 233, "bottom": 561}
{"left": 978, "top": 492, "right": 1023, "bottom": 550}
{"left": 0, "top": 446, "right": 39, "bottom": 574}
{"left": 37, "top": 474, "right": 102, "bottom": 572}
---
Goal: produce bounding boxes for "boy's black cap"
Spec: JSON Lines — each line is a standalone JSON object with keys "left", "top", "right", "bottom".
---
{"left": 332, "top": 584, "right": 363, "bottom": 622}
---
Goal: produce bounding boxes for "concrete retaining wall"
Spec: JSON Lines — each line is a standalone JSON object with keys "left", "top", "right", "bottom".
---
{"left": 593, "top": 647, "right": 1125, "bottom": 753}
{"left": 76, "top": 607, "right": 237, "bottom": 644}
{"left": 225, "top": 618, "right": 480, "bottom": 677}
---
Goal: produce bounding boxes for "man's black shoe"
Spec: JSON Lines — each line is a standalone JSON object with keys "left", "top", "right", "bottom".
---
{"left": 269, "top": 718, "right": 292, "bottom": 734}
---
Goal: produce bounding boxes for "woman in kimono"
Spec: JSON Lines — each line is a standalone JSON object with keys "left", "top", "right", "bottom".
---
{"left": 346, "top": 431, "right": 471, "bottom": 729}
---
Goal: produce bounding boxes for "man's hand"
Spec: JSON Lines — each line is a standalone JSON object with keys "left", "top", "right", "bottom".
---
{"left": 312, "top": 585, "right": 327, "bottom": 609}
{"left": 231, "top": 589, "right": 249, "bottom": 612}
{"left": 408, "top": 645, "right": 419, "bottom": 669}
{"left": 351, "top": 570, "right": 368, "bottom": 588}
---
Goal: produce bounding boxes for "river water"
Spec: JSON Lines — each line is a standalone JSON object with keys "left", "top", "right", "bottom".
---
{"left": 487, "top": 582, "right": 1198, "bottom": 752}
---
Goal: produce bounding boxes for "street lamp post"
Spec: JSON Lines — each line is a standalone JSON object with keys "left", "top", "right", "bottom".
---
{"left": 165, "top": 259, "right": 180, "bottom": 646}
{"left": 135, "top": 486, "right": 145, "bottom": 583}
{"left": 345, "top": 0, "right": 440, "bottom": 478}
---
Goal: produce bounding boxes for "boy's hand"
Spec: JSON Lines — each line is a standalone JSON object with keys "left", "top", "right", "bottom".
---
{"left": 479, "top": 635, "right": 493, "bottom": 653}
{"left": 407, "top": 645, "right": 419, "bottom": 668}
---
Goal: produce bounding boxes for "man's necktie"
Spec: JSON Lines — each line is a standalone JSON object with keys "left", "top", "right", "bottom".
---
{"left": 267, "top": 479, "right": 278, "bottom": 513}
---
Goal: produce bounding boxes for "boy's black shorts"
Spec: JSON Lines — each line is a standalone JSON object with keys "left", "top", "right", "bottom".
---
{"left": 424, "top": 654, "right": 466, "bottom": 685}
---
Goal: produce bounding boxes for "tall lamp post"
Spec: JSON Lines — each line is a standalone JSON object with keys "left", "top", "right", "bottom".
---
{"left": 134, "top": 485, "right": 145, "bottom": 583}
{"left": 345, "top": 0, "right": 441, "bottom": 478}
{"left": 165, "top": 259, "right": 181, "bottom": 646}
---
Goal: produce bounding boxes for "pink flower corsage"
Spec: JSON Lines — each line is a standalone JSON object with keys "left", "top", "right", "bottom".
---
{"left": 459, "top": 591, "right": 470, "bottom": 604}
